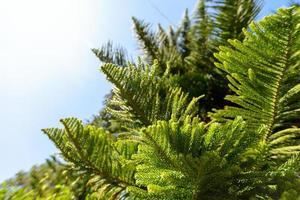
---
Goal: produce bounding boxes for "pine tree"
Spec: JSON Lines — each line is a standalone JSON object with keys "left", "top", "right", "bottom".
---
{"left": 41, "top": 6, "right": 300, "bottom": 199}
{"left": 3, "top": 2, "right": 300, "bottom": 200}
{"left": 91, "top": 0, "right": 263, "bottom": 124}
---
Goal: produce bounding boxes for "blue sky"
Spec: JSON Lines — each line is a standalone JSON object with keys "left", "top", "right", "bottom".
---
{"left": 0, "top": 0, "right": 297, "bottom": 182}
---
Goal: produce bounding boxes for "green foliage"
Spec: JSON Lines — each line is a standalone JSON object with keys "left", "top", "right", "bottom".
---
{"left": 89, "top": 92, "right": 125, "bottom": 133}
{"left": 90, "top": 0, "right": 263, "bottom": 131}
{"left": 127, "top": 0, "right": 263, "bottom": 119}
{"left": 212, "top": 0, "right": 263, "bottom": 46}
{"left": 92, "top": 41, "right": 128, "bottom": 66}
{"left": 101, "top": 61, "right": 201, "bottom": 128}
{"left": 129, "top": 116, "right": 300, "bottom": 199}
{"left": 0, "top": 156, "right": 86, "bottom": 199}
{"left": 41, "top": 6, "right": 300, "bottom": 199}
{"left": 130, "top": 117, "right": 248, "bottom": 199}
{"left": 4, "top": 2, "right": 300, "bottom": 200}
{"left": 211, "top": 6, "right": 300, "bottom": 159}
{"left": 132, "top": 17, "right": 161, "bottom": 64}
{"left": 42, "top": 118, "right": 139, "bottom": 199}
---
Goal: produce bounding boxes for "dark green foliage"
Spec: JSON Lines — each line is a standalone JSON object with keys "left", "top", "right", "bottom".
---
{"left": 89, "top": 91, "right": 126, "bottom": 133}
{"left": 178, "top": 9, "right": 192, "bottom": 58}
{"left": 91, "top": 0, "right": 263, "bottom": 121}
{"left": 90, "top": 41, "right": 130, "bottom": 133}
{"left": 130, "top": 0, "right": 263, "bottom": 118}
{"left": 132, "top": 17, "right": 160, "bottom": 64}
{"left": 89, "top": 0, "right": 263, "bottom": 133}
{"left": 212, "top": 0, "right": 263, "bottom": 46}
{"left": 92, "top": 41, "right": 128, "bottom": 66}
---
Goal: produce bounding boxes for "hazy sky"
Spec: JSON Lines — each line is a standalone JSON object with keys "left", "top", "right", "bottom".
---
{"left": 0, "top": 0, "right": 297, "bottom": 181}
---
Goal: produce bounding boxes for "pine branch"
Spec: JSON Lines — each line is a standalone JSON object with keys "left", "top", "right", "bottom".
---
{"left": 101, "top": 62, "right": 201, "bottom": 128}
{"left": 92, "top": 41, "right": 128, "bottom": 66}
{"left": 211, "top": 6, "right": 300, "bottom": 159}
{"left": 212, "top": 0, "right": 263, "bottom": 46}
{"left": 132, "top": 17, "right": 159, "bottom": 63}
{"left": 42, "top": 118, "right": 142, "bottom": 199}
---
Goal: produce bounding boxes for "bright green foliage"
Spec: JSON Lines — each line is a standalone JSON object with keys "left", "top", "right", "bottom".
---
{"left": 42, "top": 62, "right": 202, "bottom": 198}
{"left": 0, "top": 156, "right": 85, "bottom": 199}
{"left": 42, "top": 118, "right": 139, "bottom": 199}
{"left": 130, "top": 116, "right": 300, "bottom": 199}
{"left": 211, "top": 6, "right": 300, "bottom": 159}
{"left": 0, "top": 184, "right": 72, "bottom": 200}
{"left": 41, "top": 6, "right": 300, "bottom": 199}
{"left": 101, "top": 61, "right": 202, "bottom": 128}
{"left": 129, "top": 117, "right": 248, "bottom": 199}
{"left": 4, "top": 3, "right": 300, "bottom": 200}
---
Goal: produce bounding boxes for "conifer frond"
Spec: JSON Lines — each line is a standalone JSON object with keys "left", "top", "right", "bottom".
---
{"left": 130, "top": 116, "right": 289, "bottom": 199}
{"left": 178, "top": 9, "right": 192, "bottom": 58}
{"left": 101, "top": 61, "right": 202, "bottom": 128}
{"left": 92, "top": 41, "right": 128, "bottom": 66}
{"left": 42, "top": 118, "right": 139, "bottom": 199}
{"left": 127, "top": 115, "right": 300, "bottom": 199}
{"left": 186, "top": 0, "right": 213, "bottom": 68}
{"left": 132, "top": 17, "right": 159, "bottom": 63}
{"left": 157, "top": 24, "right": 169, "bottom": 48}
{"left": 212, "top": 0, "right": 263, "bottom": 46}
{"left": 211, "top": 6, "right": 300, "bottom": 158}
{"left": 133, "top": 18, "right": 183, "bottom": 73}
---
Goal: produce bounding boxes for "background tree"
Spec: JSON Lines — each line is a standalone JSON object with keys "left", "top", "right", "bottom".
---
{"left": 0, "top": 156, "right": 92, "bottom": 199}
{"left": 91, "top": 0, "right": 263, "bottom": 126}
